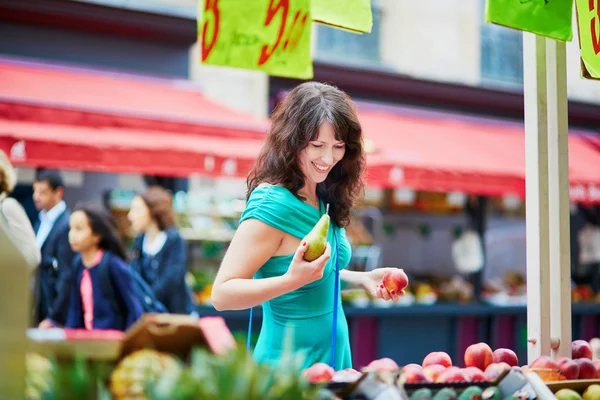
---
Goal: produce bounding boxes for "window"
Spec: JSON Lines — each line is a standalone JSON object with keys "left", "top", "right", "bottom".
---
{"left": 315, "top": 5, "right": 382, "bottom": 67}
{"left": 480, "top": 1, "right": 524, "bottom": 88}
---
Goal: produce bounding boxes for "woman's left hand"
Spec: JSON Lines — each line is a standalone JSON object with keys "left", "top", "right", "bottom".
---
{"left": 360, "top": 268, "right": 405, "bottom": 302}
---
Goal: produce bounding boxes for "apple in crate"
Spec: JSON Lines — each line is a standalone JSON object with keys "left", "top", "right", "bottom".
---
{"left": 492, "top": 348, "right": 519, "bottom": 367}
{"left": 302, "top": 362, "right": 335, "bottom": 383}
{"left": 423, "top": 351, "right": 452, "bottom": 368}
{"left": 556, "top": 357, "right": 580, "bottom": 380}
{"left": 423, "top": 364, "right": 447, "bottom": 382}
{"left": 436, "top": 366, "right": 468, "bottom": 383}
{"left": 572, "top": 340, "right": 593, "bottom": 360}
{"left": 530, "top": 355, "right": 559, "bottom": 370}
{"left": 367, "top": 357, "right": 399, "bottom": 372}
{"left": 484, "top": 362, "right": 511, "bottom": 381}
{"left": 464, "top": 342, "right": 493, "bottom": 371}
{"left": 576, "top": 358, "right": 597, "bottom": 379}
{"left": 462, "top": 366, "right": 487, "bottom": 382}
{"left": 402, "top": 364, "right": 429, "bottom": 383}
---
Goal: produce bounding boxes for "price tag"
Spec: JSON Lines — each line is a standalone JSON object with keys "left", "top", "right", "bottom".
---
{"left": 575, "top": 0, "right": 600, "bottom": 79}
{"left": 311, "top": 0, "right": 372, "bottom": 33}
{"left": 198, "top": 0, "right": 313, "bottom": 79}
{"left": 485, "top": 0, "right": 574, "bottom": 42}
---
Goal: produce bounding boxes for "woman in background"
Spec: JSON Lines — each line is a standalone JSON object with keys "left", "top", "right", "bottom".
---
{"left": 127, "top": 186, "right": 193, "bottom": 315}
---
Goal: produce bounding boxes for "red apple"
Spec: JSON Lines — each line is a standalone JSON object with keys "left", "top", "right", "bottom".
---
{"left": 592, "top": 360, "right": 600, "bottom": 378}
{"left": 436, "top": 366, "right": 468, "bottom": 383}
{"left": 403, "top": 364, "right": 429, "bottom": 383}
{"left": 382, "top": 270, "right": 409, "bottom": 295}
{"left": 576, "top": 358, "right": 597, "bottom": 379}
{"left": 462, "top": 366, "right": 487, "bottom": 382}
{"left": 492, "top": 348, "right": 519, "bottom": 367}
{"left": 423, "top": 352, "right": 452, "bottom": 368}
{"left": 302, "top": 362, "right": 335, "bottom": 383}
{"left": 530, "top": 355, "right": 559, "bottom": 370}
{"left": 484, "top": 362, "right": 511, "bottom": 381}
{"left": 572, "top": 340, "right": 593, "bottom": 360}
{"left": 556, "top": 357, "right": 580, "bottom": 380}
{"left": 332, "top": 368, "right": 362, "bottom": 383}
{"left": 367, "top": 357, "right": 399, "bottom": 372}
{"left": 423, "top": 364, "right": 447, "bottom": 382}
{"left": 464, "top": 342, "right": 494, "bottom": 371}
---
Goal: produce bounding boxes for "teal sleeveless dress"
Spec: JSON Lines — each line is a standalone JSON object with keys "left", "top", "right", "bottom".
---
{"left": 239, "top": 185, "right": 353, "bottom": 371}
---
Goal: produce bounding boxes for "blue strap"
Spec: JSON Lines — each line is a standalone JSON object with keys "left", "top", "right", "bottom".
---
{"left": 329, "top": 227, "right": 340, "bottom": 368}
{"left": 247, "top": 306, "right": 253, "bottom": 351}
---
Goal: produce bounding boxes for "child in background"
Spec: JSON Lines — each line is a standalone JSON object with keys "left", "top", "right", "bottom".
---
{"left": 65, "top": 203, "right": 143, "bottom": 331}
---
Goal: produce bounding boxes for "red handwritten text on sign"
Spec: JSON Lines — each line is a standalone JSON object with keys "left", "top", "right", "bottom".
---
{"left": 258, "top": 0, "right": 309, "bottom": 66}
{"left": 590, "top": 0, "right": 600, "bottom": 54}
{"left": 202, "top": 0, "right": 220, "bottom": 61}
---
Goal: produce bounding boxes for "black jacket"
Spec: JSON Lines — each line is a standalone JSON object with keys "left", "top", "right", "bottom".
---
{"left": 33, "top": 209, "right": 76, "bottom": 325}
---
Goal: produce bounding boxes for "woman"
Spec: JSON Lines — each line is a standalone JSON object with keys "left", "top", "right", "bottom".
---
{"left": 127, "top": 186, "right": 193, "bottom": 315}
{"left": 0, "top": 150, "right": 40, "bottom": 271}
{"left": 211, "top": 82, "right": 406, "bottom": 371}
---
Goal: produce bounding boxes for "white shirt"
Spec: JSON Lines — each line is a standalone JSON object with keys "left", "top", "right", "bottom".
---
{"left": 142, "top": 231, "right": 167, "bottom": 257}
{"left": 35, "top": 201, "right": 67, "bottom": 249}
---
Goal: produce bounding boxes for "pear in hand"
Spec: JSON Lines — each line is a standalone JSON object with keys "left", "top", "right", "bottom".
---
{"left": 302, "top": 204, "right": 330, "bottom": 262}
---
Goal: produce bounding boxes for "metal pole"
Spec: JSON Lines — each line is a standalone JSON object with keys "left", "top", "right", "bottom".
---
{"left": 546, "top": 37, "right": 572, "bottom": 359}
{"left": 523, "top": 32, "right": 551, "bottom": 362}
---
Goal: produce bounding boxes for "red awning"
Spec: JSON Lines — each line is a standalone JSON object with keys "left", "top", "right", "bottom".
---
{"left": 0, "top": 119, "right": 262, "bottom": 178}
{"left": 0, "top": 57, "right": 268, "bottom": 139}
{"left": 358, "top": 105, "right": 600, "bottom": 203}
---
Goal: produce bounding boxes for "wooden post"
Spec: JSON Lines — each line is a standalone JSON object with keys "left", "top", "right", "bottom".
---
{"left": 523, "top": 32, "right": 551, "bottom": 362}
{"left": 546, "top": 37, "right": 572, "bottom": 359}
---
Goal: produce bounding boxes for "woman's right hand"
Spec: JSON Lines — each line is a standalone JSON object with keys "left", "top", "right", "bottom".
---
{"left": 285, "top": 241, "right": 332, "bottom": 288}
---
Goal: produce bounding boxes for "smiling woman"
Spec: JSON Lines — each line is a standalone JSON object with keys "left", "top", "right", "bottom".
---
{"left": 210, "top": 81, "right": 408, "bottom": 372}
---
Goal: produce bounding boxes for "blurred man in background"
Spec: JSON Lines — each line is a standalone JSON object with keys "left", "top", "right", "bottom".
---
{"left": 32, "top": 170, "right": 76, "bottom": 328}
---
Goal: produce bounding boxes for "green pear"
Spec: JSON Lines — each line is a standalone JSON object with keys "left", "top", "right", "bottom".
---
{"left": 583, "top": 385, "right": 600, "bottom": 400}
{"left": 556, "top": 389, "right": 583, "bottom": 400}
{"left": 302, "top": 204, "right": 330, "bottom": 262}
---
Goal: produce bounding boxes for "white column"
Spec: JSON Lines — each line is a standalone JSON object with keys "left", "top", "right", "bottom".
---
{"left": 546, "top": 38, "right": 572, "bottom": 359}
{"left": 523, "top": 32, "right": 551, "bottom": 362}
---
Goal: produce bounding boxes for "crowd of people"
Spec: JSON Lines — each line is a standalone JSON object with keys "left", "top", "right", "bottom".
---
{"left": 0, "top": 151, "right": 195, "bottom": 332}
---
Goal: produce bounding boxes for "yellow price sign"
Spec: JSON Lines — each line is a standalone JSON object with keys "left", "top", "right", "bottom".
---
{"left": 576, "top": 0, "right": 600, "bottom": 79}
{"left": 311, "top": 0, "right": 372, "bottom": 33}
{"left": 198, "top": 0, "right": 313, "bottom": 79}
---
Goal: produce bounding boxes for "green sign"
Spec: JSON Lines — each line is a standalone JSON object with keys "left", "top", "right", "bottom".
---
{"left": 198, "top": 0, "right": 313, "bottom": 79}
{"left": 485, "top": 0, "right": 574, "bottom": 42}
{"left": 576, "top": 0, "right": 600, "bottom": 79}
{"left": 311, "top": 0, "right": 372, "bottom": 33}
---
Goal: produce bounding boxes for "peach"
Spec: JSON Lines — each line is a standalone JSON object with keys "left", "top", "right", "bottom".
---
{"left": 464, "top": 342, "right": 493, "bottom": 371}
{"left": 367, "top": 357, "right": 399, "bottom": 372}
{"left": 382, "top": 270, "right": 409, "bottom": 295}
{"left": 423, "top": 364, "right": 447, "bottom": 382}
{"left": 576, "top": 358, "right": 597, "bottom": 379}
{"left": 302, "top": 362, "right": 335, "bottom": 383}
{"left": 403, "top": 364, "right": 429, "bottom": 383}
{"left": 462, "top": 366, "right": 487, "bottom": 382}
{"left": 492, "top": 348, "right": 519, "bottom": 367}
{"left": 556, "top": 357, "right": 580, "bottom": 380}
{"left": 436, "top": 366, "right": 468, "bottom": 383}
{"left": 572, "top": 340, "right": 593, "bottom": 360}
{"left": 484, "top": 362, "right": 511, "bottom": 381}
{"left": 423, "top": 351, "right": 452, "bottom": 368}
{"left": 530, "top": 355, "right": 559, "bottom": 370}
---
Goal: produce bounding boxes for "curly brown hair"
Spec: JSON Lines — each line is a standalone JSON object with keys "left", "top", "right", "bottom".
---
{"left": 247, "top": 82, "right": 365, "bottom": 228}
{"left": 138, "top": 186, "right": 176, "bottom": 231}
